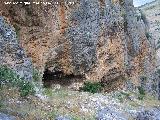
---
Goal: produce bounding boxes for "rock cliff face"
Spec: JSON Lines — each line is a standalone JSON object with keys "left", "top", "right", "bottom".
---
{"left": 0, "top": 0, "right": 158, "bottom": 95}
{"left": 139, "top": 0, "right": 160, "bottom": 98}
{"left": 140, "top": 0, "right": 160, "bottom": 63}
{"left": 0, "top": 16, "right": 32, "bottom": 80}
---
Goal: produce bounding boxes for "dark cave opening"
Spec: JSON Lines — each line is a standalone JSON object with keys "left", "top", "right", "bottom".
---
{"left": 42, "top": 69, "right": 84, "bottom": 88}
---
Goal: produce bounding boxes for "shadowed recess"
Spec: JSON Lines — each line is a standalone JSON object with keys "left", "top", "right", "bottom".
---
{"left": 42, "top": 69, "right": 84, "bottom": 88}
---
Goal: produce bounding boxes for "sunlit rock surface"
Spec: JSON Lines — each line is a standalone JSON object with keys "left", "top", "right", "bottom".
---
{"left": 0, "top": 0, "right": 158, "bottom": 96}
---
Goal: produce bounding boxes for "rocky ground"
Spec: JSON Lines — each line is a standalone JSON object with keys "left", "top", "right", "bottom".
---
{"left": 0, "top": 84, "right": 160, "bottom": 120}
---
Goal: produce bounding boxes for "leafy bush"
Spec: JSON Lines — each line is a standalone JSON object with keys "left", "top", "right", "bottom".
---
{"left": 18, "top": 81, "right": 35, "bottom": 97}
{"left": 0, "top": 65, "right": 20, "bottom": 86}
{"left": 79, "top": 81, "right": 103, "bottom": 94}
{"left": 138, "top": 86, "right": 145, "bottom": 95}
{"left": 138, "top": 86, "right": 145, "bottom": 100}
{"left": 0, "top": 65, "right": 35, "bottom": 97}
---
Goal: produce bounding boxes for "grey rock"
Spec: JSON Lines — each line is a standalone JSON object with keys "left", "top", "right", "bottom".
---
{"left": 0, "top": 16, "right": 33, "bottom": 81}
{"left": 68, "top": 0, "right": 100, "bottom": 74}
{"left": 135, "top": 107, "right": 160, "bottom": 120}
{"left": 0, "top": 113, "right": 16, "bottom": 120}
{"left": 96, "top": 107, "right": 127, "bottom": 120}
{"left": 55, "top": 116, "right": 72, "bottom": 120}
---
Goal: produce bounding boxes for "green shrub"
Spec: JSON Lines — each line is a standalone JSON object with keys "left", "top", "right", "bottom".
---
{"left": 145, "top": 32, "right": 152, "bottom": 39}
{"left": 138, "top": 86, "right": 145, "bottom": 100}
{"left": 18, "top": 81, "right": 35, "bottom": 97}
{"left": 138, "top": 94, "right": 144, "bottom": 100}
{"left": 79, "top": 81, "right": 103, "bottom": 94}
{"left": 0, "top": 65, "right": 20, "bottom": 86}
{"left": 157, "top": 69, "right": 160, "bottom": 75}
{"left": 13, "top": 24, "right": 21, "bottom": 40}
{"left": 138, "top": 86, "right": 145, "bottom": 95}
{"left": 0, "top": 65, "right": 35, "bottom": 97}
{"left": 0, "top": 101, "right": 4, "bottom": 109}
{"left": 43, "top": 88, "right": 53, "bottom": 97}
{"left": 156, "top": 39, "right": 160, "bottom": 50}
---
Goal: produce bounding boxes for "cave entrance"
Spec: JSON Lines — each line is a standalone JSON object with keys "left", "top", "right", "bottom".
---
{"left": 42, "top": 69, "right": 84, "bottom": 89}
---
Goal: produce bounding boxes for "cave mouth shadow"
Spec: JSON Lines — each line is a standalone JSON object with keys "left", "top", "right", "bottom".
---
{"left": 42, "top": 69, "right": 84, "bottom": 88}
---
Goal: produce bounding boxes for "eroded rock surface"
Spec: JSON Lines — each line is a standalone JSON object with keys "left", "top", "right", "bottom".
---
{"left": 0, "top": 113, "right": 16, "bottom": 120}
{"left": 0, "top": 16, "right": 32, "bottom": 80}
{"left": 0, "top": 0, "right": 158, "bottom": 95}
{"left": 96, "top": 107, "right": 127, "bottom": 120}
{"left": 140, "top": 0, "right": 160, "bottom": 63}
{"left": 135, "top": 108, "right": 160, "bottom": 120}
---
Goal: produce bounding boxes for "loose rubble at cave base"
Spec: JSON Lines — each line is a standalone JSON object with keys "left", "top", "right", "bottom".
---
{"left": 0, "top": 86, "right": 160, "bottom": 120}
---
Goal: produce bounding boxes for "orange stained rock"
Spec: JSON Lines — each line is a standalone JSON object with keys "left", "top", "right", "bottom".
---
{"left": 58, "top": 1, "right": 67, "bottom": 34}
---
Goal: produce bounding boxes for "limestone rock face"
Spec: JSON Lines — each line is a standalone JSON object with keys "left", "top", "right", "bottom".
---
{"left": 135, "top": 108, "right": 160, "bottom": 120}
{"left": 96, "top": 107, "right": 127, "bottom": 120}
{"left": 0, "top": 16, "right": 33, "bottom": 80}
{"left": 140, "top": 0, "right": 160, "bottom": 65}
{"left": 0, "top": 0, "right": 157, "bottom": 94}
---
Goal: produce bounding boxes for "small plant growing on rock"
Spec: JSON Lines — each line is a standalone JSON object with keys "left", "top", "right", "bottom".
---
{"left": 0, "top": 65, "right": 35, "bottom": 97}
{"left": 156, "top": 39, "right": 160, "bottom": 50}
{"left": 0, "top": 100, "right": 4, "bottom": 109}
{"left": 13, "top": 24, "right": 21, "bottom": 40}
{"left": 157, "top": 69, "right": 160, "bottom": 76}
{"left": 145, "top": 32, "right": 152, "bottom": 39}
{"left": 18, "top": 81, "right": 35, "bottom": 97}
{"left": 138, "top": 86, "right": 145, "bottom": 100}
{"left": 79, "top": 81, "right": 103, "bottom": 94}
